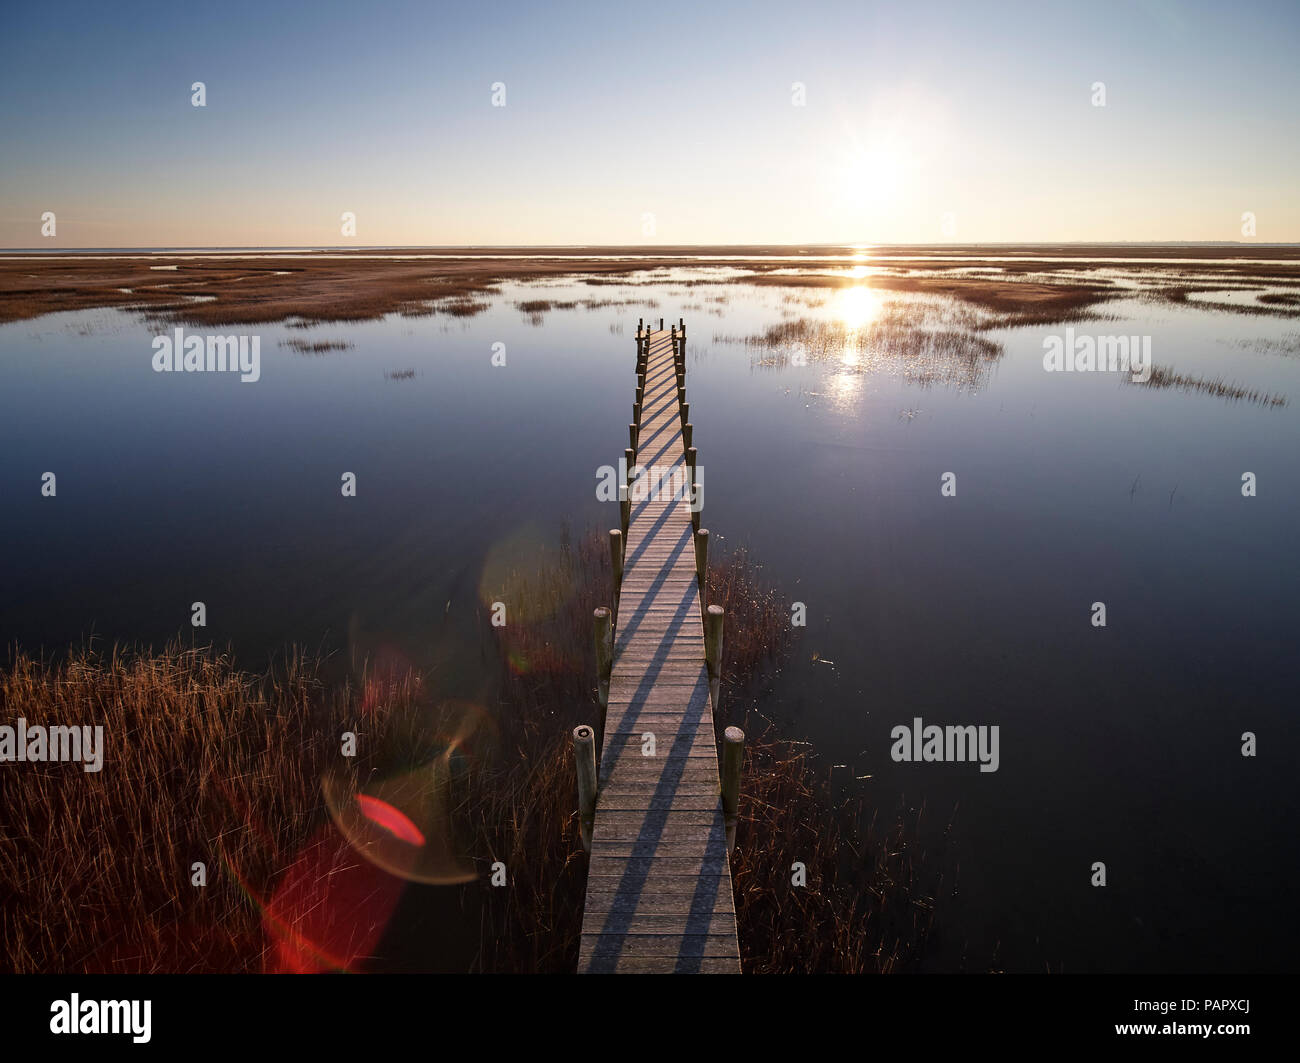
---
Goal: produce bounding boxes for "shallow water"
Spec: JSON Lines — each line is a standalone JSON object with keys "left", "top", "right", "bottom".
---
{"left": 3, "top": 260, "right": 1298, "bottom": 972}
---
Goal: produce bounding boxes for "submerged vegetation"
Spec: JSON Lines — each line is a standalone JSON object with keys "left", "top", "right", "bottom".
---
{"left": 280, "top": 338, "right": 355, "bottom": 354}
{"left": 723, "top": 298, "right": 1004, "bottom": 393}
{"left": 0, "top": 532, "right": 942, "bottom": 974}
{"left": 1130, "top": 365, "right": 1288, "bottom": 407}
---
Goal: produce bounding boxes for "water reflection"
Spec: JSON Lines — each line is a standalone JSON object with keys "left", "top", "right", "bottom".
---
{"left": 836, "top": 285, "right": 878, "bottom": 328}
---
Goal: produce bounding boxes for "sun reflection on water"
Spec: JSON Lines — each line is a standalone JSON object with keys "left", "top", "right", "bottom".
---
{"left": 836, "top": 285, "right": 878, "bottom": 329}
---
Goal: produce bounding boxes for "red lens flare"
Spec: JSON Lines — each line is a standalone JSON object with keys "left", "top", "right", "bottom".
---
{"left": 357, "top": 793, "right": 426, "bottom": 846}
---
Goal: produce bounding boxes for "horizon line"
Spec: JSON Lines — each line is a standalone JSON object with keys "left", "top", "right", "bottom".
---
{"left": 4, "top": 240, "right": 1299, "bottom": 253}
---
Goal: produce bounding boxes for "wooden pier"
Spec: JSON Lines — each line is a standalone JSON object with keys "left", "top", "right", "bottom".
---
{"left": 576, "top": 320, "right": 742, "bottom": 974}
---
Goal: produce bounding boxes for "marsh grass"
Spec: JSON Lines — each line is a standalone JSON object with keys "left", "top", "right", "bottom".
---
{"left": 725, "top": 304, "right": 1004, "bottom": 393}
{"left": 1232, "top": 331, "right": 1300, "bottom": 357}
{"left": 1131, "top": 365, "right": 1288, "bottom": 407}
{"left": 0, "top": 643, "right": 408, "bottom": 973}
{"left": 279, "top": 338, "right": 355, "bottom": 354}
{"left": 1152, "top": 285, "right": 1300, "bottom": 319}
{"left": 0, "top": 533, "right": 942, "bottom": 974}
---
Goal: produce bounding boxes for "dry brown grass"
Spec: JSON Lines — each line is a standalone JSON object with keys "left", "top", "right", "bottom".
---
{"left": 1150, "top": 285, "right": 1300, "bottom": 318}
{"left": 0, "top": 642, "right": 406, "bottom": 973}
{"left": 730, "top": 729, "right": 943, "bottom": 973}
{"left": 0, "top": 532, "right": 941, "bottom": 974}
{"left": 8, "top": 246, "right": 1295, "bottom": 328}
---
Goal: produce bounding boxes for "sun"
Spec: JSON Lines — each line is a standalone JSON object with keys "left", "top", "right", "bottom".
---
{"left": 833, "top": 146, "right": 905, "bottom": 218}
{"left": 836, "top": 285, "right": 878, "bottom": 330}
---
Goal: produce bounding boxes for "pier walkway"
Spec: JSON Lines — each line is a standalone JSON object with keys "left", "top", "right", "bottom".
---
{"left": 576, "top": 322, "right": 742, "bottom": 974}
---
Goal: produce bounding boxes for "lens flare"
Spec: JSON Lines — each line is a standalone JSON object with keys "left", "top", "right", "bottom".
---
{"left": 478, "top": 523, "right": 578, "bottom": 625}
{"left": 357, "top": 794, "right": 426, "bottom": 846}
{"left": 320, "top": 700, "right": 494, "bottom": 885}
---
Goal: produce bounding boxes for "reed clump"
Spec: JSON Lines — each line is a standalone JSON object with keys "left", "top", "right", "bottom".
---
{"left": 727, "top": 307, "right": 1003, "bottom": 393}
{"left": 1133, "top": 365, "right": 1288, "bottom": 407}
{"left": 0, "top": 643, "right": 415, "bottom": 973}
{"left": 279, "top": 338, "right": 355, "bottom": 354}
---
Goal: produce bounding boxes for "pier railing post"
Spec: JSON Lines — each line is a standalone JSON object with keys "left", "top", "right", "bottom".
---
{"left": 574, "top": 724, "right": 598, "bottom": 852}
{"left": 609, "top": 528, "right": 623, "bottom": 597}
{"left": 683, "top": 422, "right": 693, "bottom": 449}
{"left": 594, "top": 607, "right": 613, "bottom": 712}
{"left": 704, "top": 604, "right": 723, "bottom": 709}
{"left": 694, "top": 527, "right": 709, "bottom": 604}
{"left": 629, "top": 422, "right": 638, "bottom": 452}
{"left": 721, "top": 726, "right": 744, "bottom": 852}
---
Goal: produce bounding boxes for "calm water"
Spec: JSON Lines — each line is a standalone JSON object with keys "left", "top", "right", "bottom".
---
{"left": 3, "top": 261, "right": 1299, "bottom": 972}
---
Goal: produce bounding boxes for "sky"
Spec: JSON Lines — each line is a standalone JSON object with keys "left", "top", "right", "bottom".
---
{"left": 2, "top": 0, "right": 1298, "bottom": 247}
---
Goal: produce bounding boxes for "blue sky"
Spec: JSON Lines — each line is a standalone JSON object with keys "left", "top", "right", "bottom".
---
{"left": 2, "top": 0, "right": 1297, "bottom": 246}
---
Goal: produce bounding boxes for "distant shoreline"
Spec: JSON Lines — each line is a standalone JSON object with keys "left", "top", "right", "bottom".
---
{"left": 5, "top": 242, "right": 1300, "bottom": 255}
{"left": 2, "top": 245, "right": 1297, "bottom": 327}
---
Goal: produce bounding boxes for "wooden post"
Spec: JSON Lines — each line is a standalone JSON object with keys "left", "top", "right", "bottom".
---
{"left": 681, "top": 401, "right": 690, "bottom": 426}
{"left": 694, "top": 527, "right": 709, "bottom": 602}
{"left": 593, "top": 607, "right": 613, "bottom": 709}
{"left": 678, "top": 385, "right": 687, "bottom": 409}
{"left": 659, "top": 317, "right": 664, "bottom": 330}
{"left": 624, "top": 447, "right": 635, "bottom": 486}
{"left": 704, "top": 604, "right": 723, "bottom": 708}
{"left": 620, "top": 492, "right": 630, "bottom": 534}
{"left": 721, "top": 726, "right": 743, "bottom": 852}
{"left": 683, "top": 422, "right": 693, "bottom": 449}
{"left": 686, "top": 445, "right": 697, "bottom": 471}
{"left": 609, "top": 528, "right": 623, "bottom": 596}
{"left": 629, "top": 423, "right": 638, "bottom": 451}
{"left": 574, "top": 724, "right": 598, "bottom": 852}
